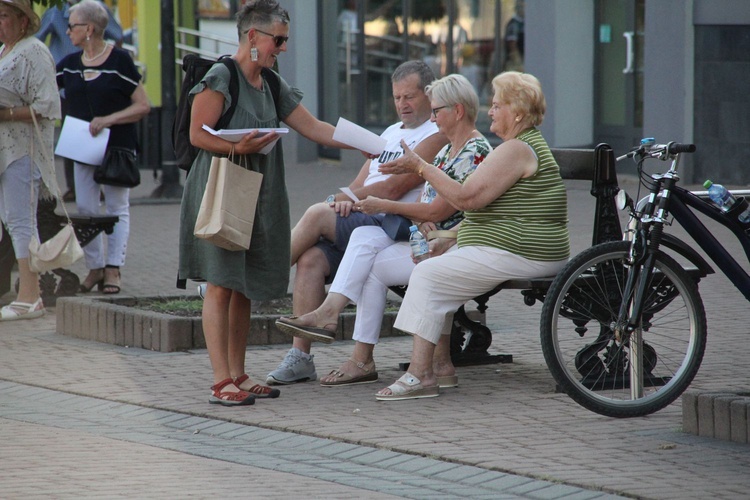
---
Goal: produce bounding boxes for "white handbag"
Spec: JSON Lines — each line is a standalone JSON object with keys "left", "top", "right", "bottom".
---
{"left": 27, "top": 111, "right": 84, "bottom": 273}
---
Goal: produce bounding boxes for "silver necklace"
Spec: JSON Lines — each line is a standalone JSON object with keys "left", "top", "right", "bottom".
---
{"left": 82, "top": 43, "right": 109, "bottom": 63}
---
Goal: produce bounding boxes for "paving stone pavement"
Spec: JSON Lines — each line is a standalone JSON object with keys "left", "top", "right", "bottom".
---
{"left": 1, "top": 160, "right": 749, "bottom": 498}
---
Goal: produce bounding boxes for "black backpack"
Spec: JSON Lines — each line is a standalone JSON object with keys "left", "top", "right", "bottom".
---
{"left": 172, "top": 53, "right": 282, "bottom": 172}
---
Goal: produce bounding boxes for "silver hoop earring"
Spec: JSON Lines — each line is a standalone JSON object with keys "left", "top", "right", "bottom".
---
{"left": 250, "top": 47, "right": 258, "bottom": 61}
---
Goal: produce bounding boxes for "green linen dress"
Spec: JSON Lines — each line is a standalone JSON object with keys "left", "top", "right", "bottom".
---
{"left": 178, "top": 60, "right": 303, "bottom": 300}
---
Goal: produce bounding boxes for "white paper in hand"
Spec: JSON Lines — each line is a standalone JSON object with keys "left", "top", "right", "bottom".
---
{"left": 55, "top": 116, "right": 110, "bottom": 166}
{"left": 339, "top": 187, "right": 359, "bottom": 202}
{"left": 202, "top": 124, "right": 289, "bottom": 155}
{"left": 332, "top": 117, "right": 387, "bottom": 156}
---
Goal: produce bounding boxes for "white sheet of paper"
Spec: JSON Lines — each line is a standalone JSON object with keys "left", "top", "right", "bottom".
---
{"left": 339, "top": 187, "right": 359, "bottom": 202}
{"left": 202, "top": 124, "right": 289, "bottom": 155}
{"left": 332, "top": 117, "right": 387, "bottom": 156}
{"left": 54, "top": 116, "right": 110, "bottom": 166}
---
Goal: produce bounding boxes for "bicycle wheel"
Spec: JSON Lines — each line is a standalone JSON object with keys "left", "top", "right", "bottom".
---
{"left": 540, "top": 241, "right": 706, "bottom": 418}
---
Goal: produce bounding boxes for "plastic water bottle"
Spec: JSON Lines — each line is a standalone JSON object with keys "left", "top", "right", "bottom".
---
{"left": 409, "top": 225, "right": 429, "bottom": 262}
{"left": 704, "top": 180, "right": 736, "bottom": 212}
{"left": 739, "top": 206, "right": 750, "bottom": 224}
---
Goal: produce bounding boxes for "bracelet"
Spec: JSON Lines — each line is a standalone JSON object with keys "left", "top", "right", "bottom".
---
{"left": 417, "top": 163, "right": 426, "bottom": 177}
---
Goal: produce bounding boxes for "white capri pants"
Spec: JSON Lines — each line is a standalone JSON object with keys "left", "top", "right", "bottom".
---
{"left": 74, "top": 161, "right": 130, "bottom": 269}
{"left": 394, "top": 245, "right": 568, "bottom": 345}
{"left": 0, "top": 156, "right": 41, "bottom": 260}
{"left": 329, "top": 225, "right": 418, "bottom": 345}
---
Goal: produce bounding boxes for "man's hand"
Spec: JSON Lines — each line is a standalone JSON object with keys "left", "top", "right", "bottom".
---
{"left": 353, "top": 195, "right": 387, "bottom": 215}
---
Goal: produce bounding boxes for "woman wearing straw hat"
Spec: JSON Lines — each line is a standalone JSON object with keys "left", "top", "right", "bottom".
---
{"left": 0, "top": 0, "right": 62, "bottom": 320}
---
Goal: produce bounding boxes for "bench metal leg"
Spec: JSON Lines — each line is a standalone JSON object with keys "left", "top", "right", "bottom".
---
{"left": 450, "top": 305, "right": 513, "bottom": 366}
{"left": 398, "top": 305, "right": 513, "bottom": 371}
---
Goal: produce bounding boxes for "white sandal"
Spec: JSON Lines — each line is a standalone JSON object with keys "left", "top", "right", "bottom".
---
{"left": 375, "top": 373, "right": 439, "bottom": 401}
{"left": 0, "top": 298, "right": 45, "bottom": 322}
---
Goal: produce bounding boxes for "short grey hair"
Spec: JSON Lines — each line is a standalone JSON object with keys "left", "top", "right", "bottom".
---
{"left": 70, "top": 0, "right": 108, "bottom": 35}
{"left": 426, "top": 74, "right": 479, "bottom": 123}
{"left": 391, "top": 60, "right": 435, "bottom": 91}
{"left": 236, "top": 0, "right": 290, "bottom": 39}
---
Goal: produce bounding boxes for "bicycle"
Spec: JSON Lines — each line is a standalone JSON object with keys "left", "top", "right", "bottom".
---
{"left": 540, "top": 139, "right": 750, "bottom": 418}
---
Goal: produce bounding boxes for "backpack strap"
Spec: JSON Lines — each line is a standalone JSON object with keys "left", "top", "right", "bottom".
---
{"left": 261, "top": 67, "right": 282, "bottom": 123}
{"left": 214, "top": 57, "right": 239, "bottom": 130}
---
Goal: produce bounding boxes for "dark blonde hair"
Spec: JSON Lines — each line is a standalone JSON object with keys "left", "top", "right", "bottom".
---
{"left": 492, "top": 71, "right": 546, "bottom": 126}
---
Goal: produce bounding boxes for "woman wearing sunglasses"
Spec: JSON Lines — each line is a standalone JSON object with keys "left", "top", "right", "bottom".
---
{"left": 179, "top": 0, "right": 355, "bottom": 406}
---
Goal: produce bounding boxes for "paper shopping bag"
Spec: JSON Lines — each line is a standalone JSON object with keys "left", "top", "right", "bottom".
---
{"left": 193, "top": 156, "right": 263, "bottom": 251}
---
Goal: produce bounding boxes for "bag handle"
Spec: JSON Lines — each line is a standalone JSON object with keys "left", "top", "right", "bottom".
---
{"left": 226, "top": 144, "right": 249, "bottom": 170}
{"left": 29, "top": 110, "right": 75, "bottom": 225}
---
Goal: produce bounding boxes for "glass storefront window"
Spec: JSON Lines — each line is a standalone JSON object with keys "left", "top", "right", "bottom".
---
{"left": 322, "top": 0, "right": 524, "bottom": 145}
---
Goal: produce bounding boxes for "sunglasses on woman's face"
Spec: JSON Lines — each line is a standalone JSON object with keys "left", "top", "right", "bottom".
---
{"left": 254, "top": 28, "right": 289, "bottom": 48}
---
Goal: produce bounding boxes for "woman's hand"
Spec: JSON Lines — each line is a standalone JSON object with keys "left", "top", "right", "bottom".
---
{"left": 378, "top": 139, "right": 425, "bottom": 175}
{"left": 418, "top": 221, "right": 438, "bottom": 234}
{"left": 354, "top": 195, "right": 387, "bottom": 215}
{"left": 428, "top": 236, "right": 456, "bottom": 258}
{"left": 233, "top": 130, "right": 279, "bottom": 155}
{"left": 89, "top": 116, "right": 111, "bottom": 137}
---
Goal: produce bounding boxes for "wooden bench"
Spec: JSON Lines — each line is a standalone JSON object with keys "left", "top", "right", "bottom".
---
{"left": 391, "top": 144, "right": 623, "bottom": 367}
{"left": 0, "top": 198, "right": 118, "bottom": 304}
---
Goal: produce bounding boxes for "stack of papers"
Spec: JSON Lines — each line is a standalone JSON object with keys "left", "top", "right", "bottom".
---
{"left": 202, "top": 124, "right": 289, "bottom": 155}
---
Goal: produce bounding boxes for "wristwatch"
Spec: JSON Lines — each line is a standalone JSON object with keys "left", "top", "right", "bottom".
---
{"left": 326, "top": 194, "right": 336, "bottom": 204}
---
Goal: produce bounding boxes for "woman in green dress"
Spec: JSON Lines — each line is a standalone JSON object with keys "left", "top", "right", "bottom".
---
{"left": 179, "top": 0, "right": 352, "bottom": 406}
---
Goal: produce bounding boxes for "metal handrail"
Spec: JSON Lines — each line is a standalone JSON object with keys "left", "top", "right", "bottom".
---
{"left": 175, "top": 26, "right": 238, "bottom": 66}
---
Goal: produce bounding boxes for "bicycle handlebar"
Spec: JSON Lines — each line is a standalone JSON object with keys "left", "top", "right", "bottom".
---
{"left": 616, "top": 141, "right": 696, "bottom": 161}
{"left": 668, "top": 143, "right": 696, "bottom": 154}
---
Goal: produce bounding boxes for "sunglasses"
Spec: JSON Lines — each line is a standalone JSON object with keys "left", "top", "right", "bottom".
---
{"left": 67, "top": 23, "right": 88, "bottom": 30}
{"left": 254, "top": 28, "right": 289, "bottom": 48}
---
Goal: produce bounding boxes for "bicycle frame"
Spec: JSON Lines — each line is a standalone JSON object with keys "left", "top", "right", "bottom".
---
{"left": 621, "top": 150, "right": 750, "bottom": 337}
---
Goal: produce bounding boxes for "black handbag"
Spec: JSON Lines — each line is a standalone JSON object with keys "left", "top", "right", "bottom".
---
{"left": 95, "top": 146, "right": 140, "bottom": 187}
{"left": 381, "top": 214, "right": 412, "bottom": 241}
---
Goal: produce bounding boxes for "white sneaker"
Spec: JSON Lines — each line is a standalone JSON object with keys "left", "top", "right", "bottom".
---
{"left": 266, "top": 348, "right": 317, "bottom": 385}
{"left": 197, "top": 283, "right": 206, "bottom": 299}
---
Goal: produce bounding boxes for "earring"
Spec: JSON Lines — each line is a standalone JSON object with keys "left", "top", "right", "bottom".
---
{"left": 515, "top": 117, "right": 521, "bottom": 122}
{"left": 86, "top": 34, "right": 90, "bottom": 42}
{"left": 250, "top": 47, "right": 258, "bottom": 62}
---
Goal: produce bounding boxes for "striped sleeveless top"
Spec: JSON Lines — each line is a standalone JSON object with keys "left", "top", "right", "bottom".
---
{"left": 457, "top": 128, "right": 570, "bottom": 261}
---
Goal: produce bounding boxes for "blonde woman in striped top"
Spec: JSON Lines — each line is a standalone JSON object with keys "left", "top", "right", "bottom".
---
{"left": 375, "top": 71, "right": 570, "bottom": 401}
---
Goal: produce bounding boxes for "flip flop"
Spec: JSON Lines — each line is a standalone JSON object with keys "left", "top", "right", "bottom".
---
{"left": 375, "top": 373, "right": 439, "bottom": 401}
{"left": 275, "top": 316, "right": 336, "bottom": 344}
{"left": 437, "top": 375, "right": 458, "bottom": 388}
{"left": 320, "top": 359, "right": 378, "bottom": 387}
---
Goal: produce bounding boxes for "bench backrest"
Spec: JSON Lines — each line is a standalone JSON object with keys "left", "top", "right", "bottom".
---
{"left": 551, "top": 148, "right": 598, "bottom": 180}
{"left": 552, "top": 144, "right": 622, "bottom": 246}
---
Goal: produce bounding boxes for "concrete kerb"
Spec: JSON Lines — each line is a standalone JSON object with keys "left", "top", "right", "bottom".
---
{"left": 682, "top": 390, "right": 750, "bottom": 444}
{"left": 55, "top": 295, "right": 409, "bottom": 352}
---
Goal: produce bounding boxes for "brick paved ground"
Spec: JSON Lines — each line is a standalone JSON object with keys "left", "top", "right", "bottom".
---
{"left": 0, "top": 159, "right": 748, "bottom": 499}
